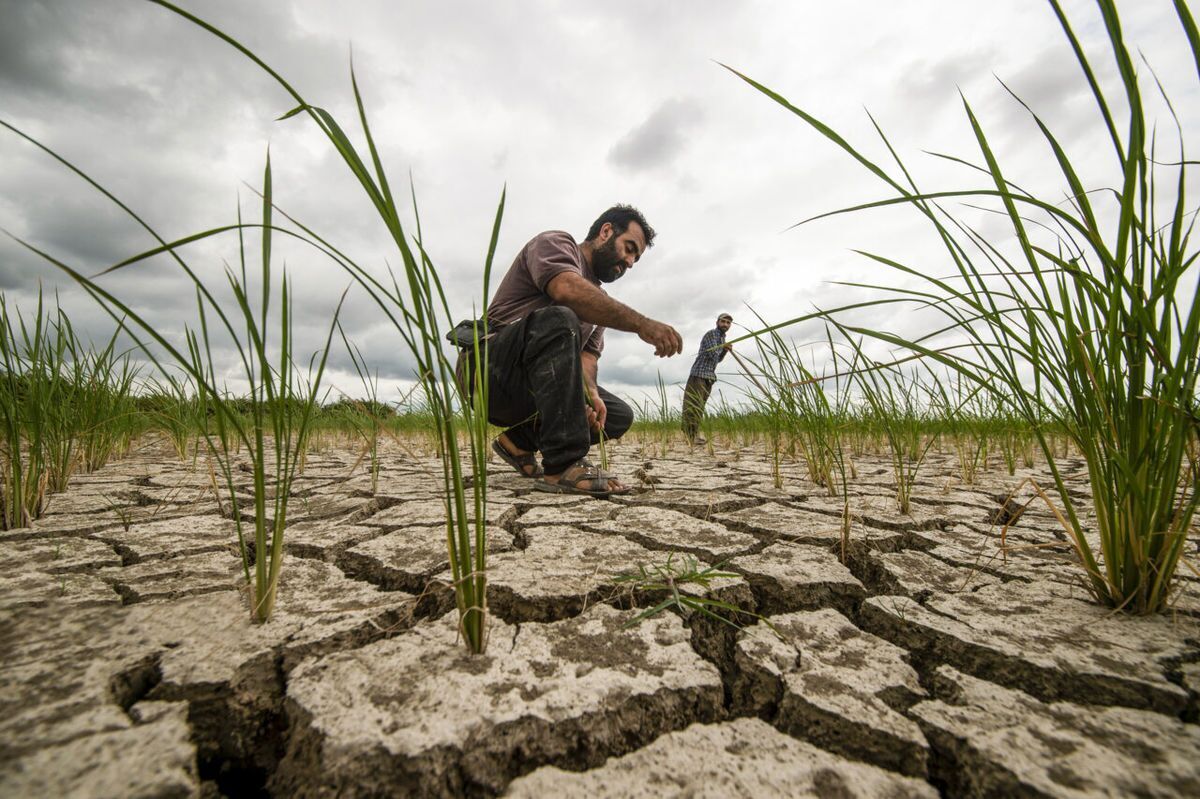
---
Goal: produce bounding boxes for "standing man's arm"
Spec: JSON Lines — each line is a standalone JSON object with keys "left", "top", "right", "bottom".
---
{"left": 546, "top": 272, "right": 682, "bottom": 357}
{"left": 699, "top": 328, "right": 729, "bottom": 364}
{"left": 718, "top": 333, "right": 731, "bottom": 361}
{"left": 581, "top": 350, "right": 605, "bottom": 431}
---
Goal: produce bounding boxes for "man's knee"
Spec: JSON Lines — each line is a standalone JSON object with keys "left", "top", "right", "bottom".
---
{"left": 529, "top": 305, "right": 579, "bottom": 335}
{"left": 523, "top": 307, "right": 581, "bottom": 361}
{"left": 523, "top": 306, "right": 582, "bottom": 371}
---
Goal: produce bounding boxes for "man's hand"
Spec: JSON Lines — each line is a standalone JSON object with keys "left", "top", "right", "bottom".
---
{"left": 638, "top": 318, "right": 684, "bottom": 357}
{"left": 581, "top": 351, "right": 606, "bottom": 432}
{"left": 723, "top": 342, "right": 733, "bottom": 351}
{"left": 586, "top": 389, "right": 607, "bottom": 432}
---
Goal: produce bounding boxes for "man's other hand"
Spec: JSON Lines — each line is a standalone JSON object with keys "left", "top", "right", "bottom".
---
{"left": 586, "top": 390, "right": 607, "bottom": 432}
{"left": 638, "top": 319, "right": 683, "bottom": 357}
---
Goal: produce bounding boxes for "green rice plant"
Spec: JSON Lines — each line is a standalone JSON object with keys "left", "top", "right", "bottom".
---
{"left": 629, "top": 372, "right": 683, "bottom": 451}
{"left": 703, "top": 391, "right": 745, "bottom": 445}
{"left": 215, "top": 188, "right": 343, "bottom": 624}
{"left": 996, "top": 411, "right": 1024, "bottom": 477}
{"left": 27, "top": 303, "right": 74, "bottom": 496}
{"left": 7, "top": 2, "right": 501, "bottom": 638}
{"left": 5, "top": 128, "right": 342, "bottom": 619}
{"left": 929, "top": 371, "right": 991, "bottom": 485}
{"left": 337, "top": 324, "right": 386, "bottom": 494}
{"left": 0, "top": 293, "right": 57, "bottom": 527}
{"left": 740, "top": 315, "right": 853, "bottom": 499}
{"left": 0, "top": 290, "right": 142, "bottom": 521}
{"left": 44, "top": 313, "right": 139, "bottom": 487}
{"left": 582, "top": 372, "right": 609, "bottom": 470}
{"left": 727, "top": 347, "right": 787, "bottom": 489}
{"left": 142, "top": 371, "right": 206, "bottom": 461}
{"left": 613, "top": 553, "right": 776, "bottom": 633}
{"left": 653, "top": 371, "right": 675, "bottom": 428}
{"left": 100, "top": 492, "right": 138, "bottom": 533}
{"left": 837, "top": 336, "right": 938, "bottom": 515}
{"left": 141, "top": 1, "right": 504, "bottom": 650}
{"left": 66, "top": 323, "right": 140, "bottom": 474}
{"left": 654, "top": 371, "right": 677, "bottom": 454}
{"left": 728, "top": 0, "right": 1200, "bottom": 612}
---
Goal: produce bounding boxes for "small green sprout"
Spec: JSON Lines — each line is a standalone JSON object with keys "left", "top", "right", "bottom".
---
{"left": 613, "top": 552, "right": 778, "bottom": 635}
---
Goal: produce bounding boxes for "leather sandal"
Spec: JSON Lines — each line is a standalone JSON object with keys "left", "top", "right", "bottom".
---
{"left": 492, "top": 437, "right": 542, "bottom": 478}
{"left": 533, "top": 459, "right": 631, "bottom": 498}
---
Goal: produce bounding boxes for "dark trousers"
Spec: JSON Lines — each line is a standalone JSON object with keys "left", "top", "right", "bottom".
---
{"left": 681, "top": 374, "right": 715, "bottom": 439}
{"left": 480, "top": 306, "right": 632, "bottom": 475}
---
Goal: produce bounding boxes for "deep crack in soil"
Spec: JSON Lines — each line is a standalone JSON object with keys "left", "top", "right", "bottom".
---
{"left": 3, "top": 440, "right": 1198, "bottom": 797}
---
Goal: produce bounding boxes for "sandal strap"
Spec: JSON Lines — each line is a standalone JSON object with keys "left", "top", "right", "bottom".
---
{"left": 493, "top": 438, "right": 542, "bottom": 476}
{"left": 561, "top": 460, "right": 609, "bottom": 490}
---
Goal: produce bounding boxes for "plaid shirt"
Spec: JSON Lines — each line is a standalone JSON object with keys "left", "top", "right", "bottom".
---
{"left": 689, "top": 327, "right": 728, "bottom": 380}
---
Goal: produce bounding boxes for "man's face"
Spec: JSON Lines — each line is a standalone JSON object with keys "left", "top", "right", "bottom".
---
{"left": 717, "top": 316, "right": 732, "bottom": 331}
{"left": 593, "top": 221, "right": 647, "bottom": 284}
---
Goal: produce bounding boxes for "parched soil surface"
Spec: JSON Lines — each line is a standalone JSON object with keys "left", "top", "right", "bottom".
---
{"left": 2, "top": 435, "right": 1198, "bottom": 797}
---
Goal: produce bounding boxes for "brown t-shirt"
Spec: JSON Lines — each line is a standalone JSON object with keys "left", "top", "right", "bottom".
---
{"left": 487, "top": 230, "right": 605, "bottom": 356}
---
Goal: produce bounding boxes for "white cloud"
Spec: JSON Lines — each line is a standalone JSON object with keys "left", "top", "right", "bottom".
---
{"left": 1, "top": 0, "right": 1195, "bottom": 403}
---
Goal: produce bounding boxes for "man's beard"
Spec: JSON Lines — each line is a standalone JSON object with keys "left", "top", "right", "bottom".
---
{"left": 593, "top": 238, "right": 625, "bottom": 284}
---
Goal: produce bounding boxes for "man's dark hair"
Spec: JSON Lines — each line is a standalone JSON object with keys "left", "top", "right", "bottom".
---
{"left": 585, "top": 204, "right": 656, "bottom": 248}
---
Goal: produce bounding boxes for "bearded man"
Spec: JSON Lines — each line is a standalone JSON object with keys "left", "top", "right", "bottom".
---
{"left": 479, "top": 205, "right": 682, "bottom": 497}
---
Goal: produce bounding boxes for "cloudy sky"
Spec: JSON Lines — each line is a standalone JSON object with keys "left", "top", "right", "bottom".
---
{"left": 1, "top": 0, "right": 1196, "bottom": 409}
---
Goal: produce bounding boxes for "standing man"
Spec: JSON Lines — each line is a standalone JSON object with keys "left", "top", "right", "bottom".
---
{"left": 681, "top": 313, "right": 733, "bottom": 444}
{"left": 479, "top": 205, "right": 683, "bottom": 497}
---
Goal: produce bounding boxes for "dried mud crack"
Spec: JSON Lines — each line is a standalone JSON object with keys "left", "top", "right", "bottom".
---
{"left": 2, "top": 442, "right": 1198, "bottom": 797}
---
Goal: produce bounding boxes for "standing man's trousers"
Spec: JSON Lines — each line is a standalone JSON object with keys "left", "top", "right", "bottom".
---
{"left": 681, "top": 374, "right": 715, "bottom": 440}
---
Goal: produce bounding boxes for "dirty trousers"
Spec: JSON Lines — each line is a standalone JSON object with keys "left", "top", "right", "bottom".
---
{"left": 481, "top": 306, "right": 632, "bottom": 475}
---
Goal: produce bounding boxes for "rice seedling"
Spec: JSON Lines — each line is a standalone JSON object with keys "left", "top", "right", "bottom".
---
{"left": 728, "top": 0, "right": 1200, "bottom": 613}
{"left": 209, "top": 186, "right": 343, "bottom": 624}
{"left": 928, "top": 371, "right": 991, "bottom": 485}
{"left": 582, "top": 373, "right": 610, "bottom": 471}
{"left": 728, "top": 319, "right": 866, "bottom": 556}
{"left": 0, "top": 293, "right": 56, "bottom": 528}
{"left": 613, "top": 553, "right": 775, "bottom": 633}
{"left": 66, "top": 323, "right": 140, "bottom": 474}
{"left": 337, "top": 324, "right": 386, "bottom": 494}
{"left": 6, "top": 1, "right": 502, "bottom": 641}
{"left": 837, "top": 336, "right": 938, "bottom": 515}
{"left": 727, "top": 348, "right": 786, "bottom": 489}
{"left": 101, "top": 493, "right": 138, "bottom": 533}
{"left": 5, "top": 129, "right": 342, "bottom": 621}
{"left": 0, "top": 288, "right": 140, "bottom": 526}
{"left": 628, "top": 373, "right": 687, "bottom": 454}
{"left": 140, "top": 1, "right": 504, "bottom": 650}
{"left": 995, "top": 413, "right": 1024, "bottom": 477}
{"left": 141, "top": 372, "right": 206, "bottom": 461}
{"left": 746, "top": 318, "right": 854, "bottom": 495}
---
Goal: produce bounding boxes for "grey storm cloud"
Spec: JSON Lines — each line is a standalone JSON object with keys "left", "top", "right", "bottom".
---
{"left": 1, "top": 0, "right": 1192, "bottom": 405}
{"left": 894, "top": 47, "right": 1000, "bottom": 115}
{"left": 607, "top": 98, "right": 704, "bottom": 171}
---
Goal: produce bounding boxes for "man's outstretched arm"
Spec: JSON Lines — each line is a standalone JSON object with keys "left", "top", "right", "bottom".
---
{"left": 546, "top": 272, "right": 682, "bottom": 357}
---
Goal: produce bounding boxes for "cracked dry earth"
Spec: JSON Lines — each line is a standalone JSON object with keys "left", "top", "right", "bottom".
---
{"left": 2, "top": 437, "right": 1199, "bottom": 798}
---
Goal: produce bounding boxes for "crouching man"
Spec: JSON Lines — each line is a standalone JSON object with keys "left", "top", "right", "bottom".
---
{"left": 473, "top": 204, "right": 682, "bottom": 497}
